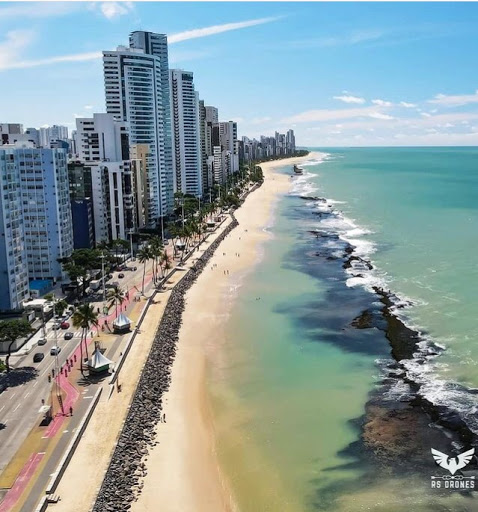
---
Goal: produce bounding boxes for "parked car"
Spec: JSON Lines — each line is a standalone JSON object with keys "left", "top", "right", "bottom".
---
{"left": 33, "top": 352, "right": 45, "bottom": 363}
{"left": 50, "top": 346, "right": 61, "bottom": 356}
{"left": 118, "top": 273, "right": 125, "bottom": 278}
{"left": 52, "top": 322, "right": 61, "bottom": 330}
{"left": 37, "top": 338, "right": 47, "bottom": 346}
{"left": 60, "top": 322, "right": 70, "bottom": 329}
{"left": 64, "top": 332, "right": 73, "bottom": 340}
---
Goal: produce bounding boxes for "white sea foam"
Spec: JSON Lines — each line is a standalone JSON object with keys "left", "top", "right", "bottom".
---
{"left": 294, "top": 158, "right": 478, "bottom": 437}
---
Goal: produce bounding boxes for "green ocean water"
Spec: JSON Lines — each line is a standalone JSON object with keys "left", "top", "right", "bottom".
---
{"left": 208, "top": 148, "right": 478, "bottom": 511}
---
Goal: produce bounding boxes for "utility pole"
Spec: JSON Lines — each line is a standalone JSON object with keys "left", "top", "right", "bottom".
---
{"left": 100, "top": 252, "right": 106, "bottom": 313}
{"left": 129, "top": 229, "right": 134, "bottom": 260}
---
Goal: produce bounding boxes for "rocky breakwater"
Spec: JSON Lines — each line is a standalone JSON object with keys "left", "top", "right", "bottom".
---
{"left": 92, "top": 212, "right": 241, "bottom": 511}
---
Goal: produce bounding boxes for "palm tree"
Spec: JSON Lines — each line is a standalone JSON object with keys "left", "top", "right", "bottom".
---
{"left": 72, "top": 304, "right": 99, "bottom": 376}
{"left": 137, "top": 246, "right": 153, "bottom": 295}
{"left": 107, "top": 285, "right": 125, "bottom": 318}
{"left": 149, "top": 236, "right": 163, "bottom": 283}
{"left": 159, "top": 251, "right": 172, "bottom": 279}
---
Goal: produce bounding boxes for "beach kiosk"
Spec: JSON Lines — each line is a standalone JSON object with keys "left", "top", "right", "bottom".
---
{"left": 112, "top": 313, "right": 132, "bottom": 334}
{"left": 87, "top": 346, "right": 113, "bottom": 374}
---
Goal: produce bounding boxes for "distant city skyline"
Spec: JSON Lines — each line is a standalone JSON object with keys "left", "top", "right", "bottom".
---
{"left": 1, "top": 2, "right": 478, "bottom": 146}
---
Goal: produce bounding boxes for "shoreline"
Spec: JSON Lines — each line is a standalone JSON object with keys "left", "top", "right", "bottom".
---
{"left": 131, "top": 152, "right": 322, "bottom": 512}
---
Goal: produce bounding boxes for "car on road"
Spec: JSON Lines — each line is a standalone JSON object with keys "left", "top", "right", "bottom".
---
{"left": 118, "top": 273, "right": 125, "bottom": 278}
{"left": 0, "top": 382, "right": 6, "bottom": 393}
{"left": 52, "top": 322, "right": 62, "bottom": 330}
{"left": 60, "top": 321, "right": 70, "bottom": 329}
{"left": 64, "top": 332, "right": 73, "bottom": 340}
{"left": 37, "top": 338, "right": 47, "bottom": 346}
{"left": 50, "top": 346, "right": 61, "bottom": 356}
{"left": 33, "top": 352, "right": 45, "bottom": 363}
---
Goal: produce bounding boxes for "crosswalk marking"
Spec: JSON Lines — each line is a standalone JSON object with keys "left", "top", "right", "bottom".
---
{"left": 46, "top": 331, "right": 82, "bottom": 340}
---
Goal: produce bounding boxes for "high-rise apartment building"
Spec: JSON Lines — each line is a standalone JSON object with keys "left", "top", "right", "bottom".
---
{"left": 16, "top": 145, "right": 73, "bottom": 281}
{"left": 170, "top": 69, "right": 202, "bottom": 197}
{"left": 0, "top": 144, "right": 73, "bottom": 297}
{"left": 103, "top": 44, "right": 171, "bottom": 226}
{"left": 0, "top": 149, "right": 29, "bottom": 310}
{"left": 205, "top": 107, "right": 218, "bottom": 124}
{"left": 39, "top": 125, "right": 69, "bottom": 147}
{"left": 74, "top": 114, "right": 137, "bottom": 243}
{"left": 0, "top": 124, "right": 23, "bottom": 145}
{"left": 129, "top": 31, "right": 174, "bottom": 217}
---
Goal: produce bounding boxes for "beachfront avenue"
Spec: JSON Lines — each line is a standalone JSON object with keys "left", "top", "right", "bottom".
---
{"left": 0, "top": 153, "right": 278, "bottom": 510}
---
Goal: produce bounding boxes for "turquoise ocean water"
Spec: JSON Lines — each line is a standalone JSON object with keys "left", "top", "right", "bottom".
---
{"left": 209, "top": 147, "right": 478, "bottom": 512}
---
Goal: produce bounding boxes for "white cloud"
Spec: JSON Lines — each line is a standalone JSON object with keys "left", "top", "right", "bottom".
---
{"left": 420, "top": 112, "right": 432, "bottom": 117}
{"left": 372, "top": 99, "right": 392, "bottom": 107}
{"left": 84, "top": 105, "right": 93, "bottom": 110}
{"left": 99, "top": 1, "right": 134, "bottom": 20}
{"left": 168, "top": 16, "right": 281, "bottom": 43}
{"left": 400, "top": 101, "right": 417, "bottom": 108}
{"left": 428, "top": 90, "right": 478, "bottom": 107}
{"left": 0, "top": 2, "right": 80, "bottom": 20}
{"left": 0, "top": 30, "right": 35, "bottom": 70}
{"left": 333, "top": 95, "right": 365, "bottom": 104}
{"left": 368, "top": 112, "right": 394, "bottom": 120}
{"left": 0, "top": 50, "right": 102, "bottom": 71}
{"left": 0, "top": 16, "right": 280, "bottom": 72}
{"left": 282, "top": 105, "right": 381, "bottom": 123}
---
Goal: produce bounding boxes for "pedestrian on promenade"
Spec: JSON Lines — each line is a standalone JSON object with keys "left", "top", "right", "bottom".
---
{"left": 69, "top": 406, "right": 73, "bottom": 416}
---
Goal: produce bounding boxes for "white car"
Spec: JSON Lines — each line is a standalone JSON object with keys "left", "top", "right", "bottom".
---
{"left": 50, "top": 346, "right": 61, "bottom": 356}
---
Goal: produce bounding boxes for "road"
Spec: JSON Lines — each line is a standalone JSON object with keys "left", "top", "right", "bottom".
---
{"left": 0, "top": 260, "right": 155, "bottom": 476}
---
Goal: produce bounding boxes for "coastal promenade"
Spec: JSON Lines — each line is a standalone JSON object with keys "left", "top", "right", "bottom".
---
{"left": 46, "top": 214, "right": 237, "bottom": 512}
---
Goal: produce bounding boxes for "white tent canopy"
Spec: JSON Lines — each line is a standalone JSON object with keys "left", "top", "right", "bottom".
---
{"left": 88, "top": 348, "right": 113, "bottom": 370}
{"left": 113, "top": 313, "right": 131, "bottom": 328}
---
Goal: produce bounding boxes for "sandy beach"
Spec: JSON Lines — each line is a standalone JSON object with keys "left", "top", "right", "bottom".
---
{"left": 132, "top": 152, "right": 320, "bottom": 512}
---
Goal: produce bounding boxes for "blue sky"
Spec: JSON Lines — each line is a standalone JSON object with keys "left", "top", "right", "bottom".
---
{"left": 1, "top": 1, "right": 478, "bottom": 146}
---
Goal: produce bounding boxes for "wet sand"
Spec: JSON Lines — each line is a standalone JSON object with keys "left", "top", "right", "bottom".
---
{"left": 131, "top": 153, "right": 320, "bottom": 512}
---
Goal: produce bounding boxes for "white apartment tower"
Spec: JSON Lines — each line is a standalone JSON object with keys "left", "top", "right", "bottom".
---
{"left": 39, "top": 125, "right": 69, "bottom": 147}
{"left": 103, "top": 45, "right": 171, "bottom": 226}
{"left": 170, "top": 69, "right": 202, "bottom": 197}
{"left": 75, "top": 114, "right": 137, "bottom": 242}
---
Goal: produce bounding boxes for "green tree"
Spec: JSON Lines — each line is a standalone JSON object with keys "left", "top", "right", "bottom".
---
{"left": 72, "top": 304, "right": 99, "bottom": 376}
{"left": 59, "top": 248, "right": 104, "bottom": 297}
{"left": 0, "top": 320, "right": 34, "bottom": 372}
